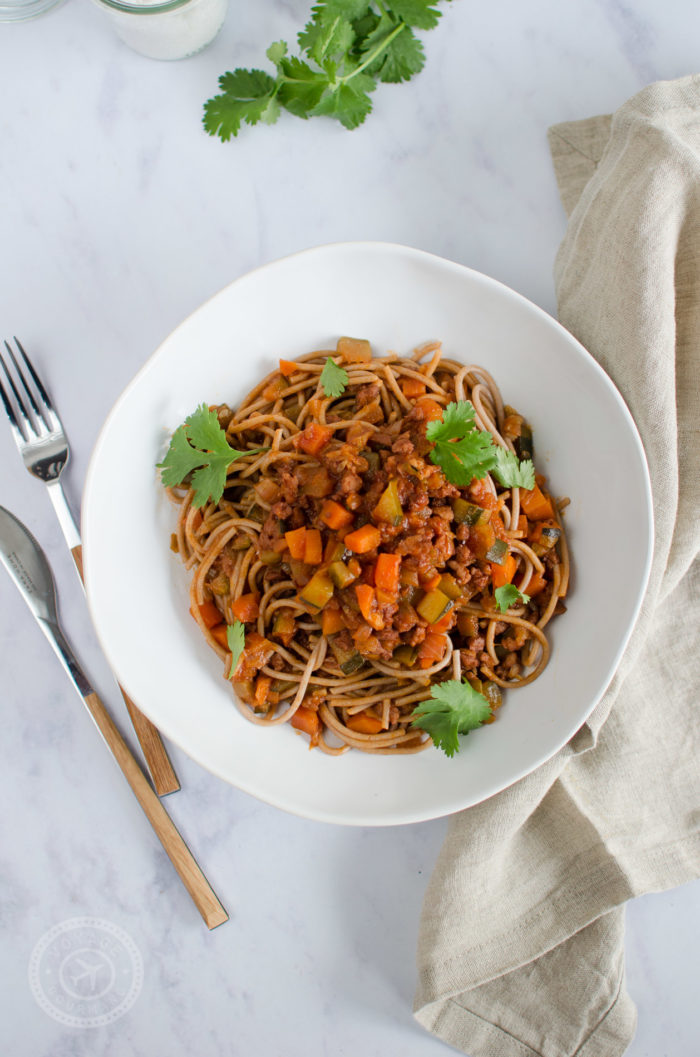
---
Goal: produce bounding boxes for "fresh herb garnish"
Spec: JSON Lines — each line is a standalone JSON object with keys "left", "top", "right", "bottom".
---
{"left": 425, "top": 401, "right": 497, "bottom": 486}
{"left": 203, "top": 1, "right": 450, "bottom": 141}
{"left": 492, "top": 446, "right": 536, "bottom": 490}
{"left": 319, "top": 356, "right": 349, "bottom": 398}
{"left": 227, "top": 620, "right": 246, "bottom": 679}
{"left": 494, "top": 583, "right": 530, "bottom": 613}
{"left": 425, "top": 400, "right": 535, "bottom": 490}
{"left": 158, "top": 404, "right": 264, "bottom": 508}
{"left": 410, "top": 679, "right": 492, "bottom": 758}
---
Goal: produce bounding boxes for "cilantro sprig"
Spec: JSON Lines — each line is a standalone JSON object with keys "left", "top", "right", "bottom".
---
{"left": 227, "top": 620, "right": 246, "bottom": 679}
{"left": 410, "top": 679, "right": 492, "bottom": 758}
{"left": 320, "top": 356, "right": 349, "bottom": 398}
{"left": 494, "top": 584, "right": 530, "bottom": 613}
{"left": 425, "top": 400, "right": 535, "bottom": 490}
{"left": 204, "top": 1, "right": 450, "bottom": 141}
{"left": 158, "top": 404, "right": 265, "bottom": 508}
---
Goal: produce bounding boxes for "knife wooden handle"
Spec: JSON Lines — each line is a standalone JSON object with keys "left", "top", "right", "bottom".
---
{"left": 83, "top": 688, "right": 228, "bottom": 930}
{"left": 71, "top": 543, "right": 180, "bottom": 796}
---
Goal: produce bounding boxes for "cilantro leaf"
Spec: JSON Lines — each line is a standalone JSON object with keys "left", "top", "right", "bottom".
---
{"left": 203, "top": 68, "right": 278, "bottom": 140}
{"left": 311, "top": 70, "right": 376, "bottom": 129}
{"left": 386, "top": 0, "right": 442, "bottom": 30}
{"left": 426, "top": 401, "right": 497, "bottom": 486}
{"left": 204, "top": 0, "right": 451, "bottom": 141}
{"left": 410, "top": 679, "right": 492, "bottom": 758}
{"left": 227, "top": 620, "right": 246, "bottom": 679}
{"left": 492, "top": 448, "right": 536, "bottom": 490}
{"left": 371, "top": 24, "right": 425, "bottom": 83}
{"left": 298, "top": 6, "right": 356, "bottom": 64}
{"left": 158, "top": 404, "right": 264, "bottom": 508}
{"left": 494, "top": 584, "right": 530, "bottom": 613}
{"left": 276, "top": 56, "right": 330, "bottom": 118}
{"left": 320, "top": 356, "right": 349, "bottom": 397}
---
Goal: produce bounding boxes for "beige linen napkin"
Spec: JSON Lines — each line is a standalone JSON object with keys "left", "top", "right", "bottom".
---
{"left": 414, "top": 75, "right": 700, "bottom": 1057}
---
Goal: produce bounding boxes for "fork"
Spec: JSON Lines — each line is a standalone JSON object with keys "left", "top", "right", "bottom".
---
{"left": 0, "top": 337, "right": 180, "bottom": 796}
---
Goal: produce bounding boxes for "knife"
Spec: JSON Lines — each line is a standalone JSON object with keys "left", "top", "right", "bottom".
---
{"left": 0, "top": 504, "right": 228, "bottom": 930}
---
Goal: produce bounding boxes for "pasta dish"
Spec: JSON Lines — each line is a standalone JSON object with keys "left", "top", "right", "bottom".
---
{"left": 161, "top": 338, "right": 569, "bottom": 756}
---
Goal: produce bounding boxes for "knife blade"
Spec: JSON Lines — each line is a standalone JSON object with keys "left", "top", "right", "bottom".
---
{"left": 0, "top": 505, "right": 228, "bottom": 929}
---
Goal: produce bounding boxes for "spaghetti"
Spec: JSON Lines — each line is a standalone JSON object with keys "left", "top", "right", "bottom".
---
{"left": 164, "top": 338, "right": 569, "bottom": 755}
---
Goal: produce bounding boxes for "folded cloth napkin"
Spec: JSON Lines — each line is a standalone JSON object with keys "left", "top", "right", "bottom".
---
{"left": 414, "top": 75, "right": 700, "bottom": 1057}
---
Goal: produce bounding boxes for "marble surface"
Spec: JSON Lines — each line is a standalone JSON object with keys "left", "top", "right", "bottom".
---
{"left": 1, "top": 1, "right": 698, "bottom": 1054}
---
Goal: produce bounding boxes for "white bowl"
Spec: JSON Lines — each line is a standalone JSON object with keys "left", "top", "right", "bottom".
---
{"left": 83, "top": 242, "right": 653, "bottom": 826}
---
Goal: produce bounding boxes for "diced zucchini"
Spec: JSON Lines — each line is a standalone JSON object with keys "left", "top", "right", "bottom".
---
{"left": 328, "top": 561, "right": 358, "bottom": 589}
{"left": 272, "top": 610, "right": 296, "bottom": 646}
{"left": 392, "top": 644, "right": 418, "bottom": 667}
{"left": 299, "top": 570, "right": 334, "bottom": 611}
{"left": 372, "top": 479, "right": 403, "bottom": 526}
{"left": 485, "top": 539, "right": 508, "bottom": 564}
{"left": 438, "top": 573, "right": 462, "bottom": 601}
{"left": 209, "top": 573, "right": 230, "bottom": 596}
{"left": 231, "top": 534, "right": 252, "bottom": 551}
{"left": 416, "top": 588, "right": 453, "bottom": 625}
{"left": 515, "top": 424, "right": 533, "bottom": 462}
{"left": 360, "top": 449, "right": 380, "bottom": 473}
{"left": 452, "top": 498, "right": 491, "bottom": 525}
{"left": 328, "top": 635, "right": 365, "bottom": 675}
{"left": 325, "top": 540, "right": 347, "bottom": 564}
{"left": 259, "top": 549, "right": 283, "bottom": 566}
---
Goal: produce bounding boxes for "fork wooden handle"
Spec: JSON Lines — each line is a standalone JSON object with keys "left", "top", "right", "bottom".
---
{"left": 82, "top": 689, "right": 227, "bottom": 929}
{"left": 71, "top": 543, "right": 180, "bottom": 796}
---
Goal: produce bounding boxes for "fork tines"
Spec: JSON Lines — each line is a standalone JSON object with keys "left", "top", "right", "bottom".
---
{"left": 0, "top": 337, "right": 58, "bottom": 441}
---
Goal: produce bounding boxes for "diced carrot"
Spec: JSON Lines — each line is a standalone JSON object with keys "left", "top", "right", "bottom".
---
{"left": 420, "top": 571, "right": 442, "bottom": 591}
{"left": 337, "top": 336, "right": 372, "bottom": 363}
{"left": 192, "top": 600, "right": 223, "bottom": 629}
{"left": 346, "top": 713, "right": 383, "bottom": 734}
{"left": 361, "top": 562, "right": 376, "bottom": 586}
{"left": 526, "top": 570, "right": 547, "bottom": 597}
{"left": 345, "top": 524, "right": 381, "bottom": 554}
{"left": 491, "top": 554, "right": 517, "bottom": 589}
{"left": 302, "top": 467, "right": 334, "bottom": 498}
{"left": 285, "top": 526, "right": 307, "bottom": 560}
{"left": 418, "top": 632, "right": 448, "bottom": 668}
{"left": 303, "top": 528, "right": 323, "bottom": 565}
{"left": 320, "top": 499, "right": 354, "bottom": 530}
{"left": 232, "top": 592, "right": 260, "bottom": 623}
{"left": 291, "top": 705, "right": 320, "bottom": 740}
{"left": 254, "top": 675, "right": 272, "bottom": 709}
{"left": 279, "top": 359, "right": 298, "bottom": 378}
{"left": 321, "top": 607, "right": 346, "bottom": 636}
{"left": 355, "top": 584, "right": 384, "bottom": 630}
{"left": 416, "top": 396, "right": 444, "bottom": 424}
{"left": 375, "top": 552, "right": 401, "bottom": 594}
{"left": 262, "top": 376, "right": 289, "bottom": 401}
{"left": 210, "top": 623, "right": 229, "bottom": 648}
{"left": 520, "top": 484, "right": 555, "bottom": 521}
{"left": 347, "top": 557, "right": 362, "bottom": 578}
{"left": 401, "top": 376, "right": 427, "bottom": 398}
{"left": 431, "top": 611, "right": 456, "bottom": 634}
{"left": 297, "top": 422, "right": 333, "bottom": 456}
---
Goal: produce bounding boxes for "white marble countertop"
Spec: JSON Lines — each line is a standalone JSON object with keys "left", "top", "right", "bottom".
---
{"left": 1, "top": 1, "right": 698, "bottom": 1054}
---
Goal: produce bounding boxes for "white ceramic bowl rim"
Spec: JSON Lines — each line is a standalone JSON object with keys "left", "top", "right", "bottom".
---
{"left": 83, "top": 241, "right": 654, "bottom": 826}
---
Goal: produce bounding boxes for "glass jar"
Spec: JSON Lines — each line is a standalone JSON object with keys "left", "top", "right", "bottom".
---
{"left": 92, "top": 0, "right": 228, "bottom": 60}
{"left": 0, "top": 0, "right": 65, "bottom": 19}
